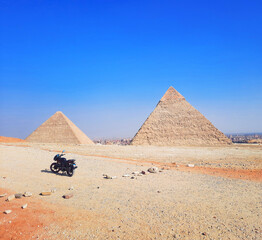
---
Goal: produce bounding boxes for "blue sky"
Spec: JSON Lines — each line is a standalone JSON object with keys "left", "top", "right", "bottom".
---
{"left": 0, "top": 0, "right": 261, "bottom": 139}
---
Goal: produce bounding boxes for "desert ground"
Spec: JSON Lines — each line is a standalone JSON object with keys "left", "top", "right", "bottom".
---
{"left": 0, "top": 141, "right": 261, "bottom": 240}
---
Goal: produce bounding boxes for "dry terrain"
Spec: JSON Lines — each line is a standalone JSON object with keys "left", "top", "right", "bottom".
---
{"left": 0, "top": 142, "right": 261, "bottom": 239}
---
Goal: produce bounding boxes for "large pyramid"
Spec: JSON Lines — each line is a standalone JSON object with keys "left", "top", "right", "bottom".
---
{"left": 131, "top": 86, "right": 231, "bottom": 146}
{"left": 26, "top": 111, "right": 94, "bottom": 144}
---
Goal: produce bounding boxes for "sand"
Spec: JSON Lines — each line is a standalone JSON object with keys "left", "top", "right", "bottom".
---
{"left": 0, "top": 136, "right": 25, "bottom": 143}
{"left": 0, "top": 142, "right": 261, "bottom": 239}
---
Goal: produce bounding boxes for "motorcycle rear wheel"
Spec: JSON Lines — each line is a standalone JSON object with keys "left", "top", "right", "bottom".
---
{"left": 50, "top": 163, "right": 60, "bottom": 173}
{"left": 67, "top": 166, "right": 74, "bottom": 177}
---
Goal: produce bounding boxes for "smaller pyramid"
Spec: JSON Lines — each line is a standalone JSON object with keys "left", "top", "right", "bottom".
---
{"left": 26, "top": 111, "right": 94, "bottom": 144}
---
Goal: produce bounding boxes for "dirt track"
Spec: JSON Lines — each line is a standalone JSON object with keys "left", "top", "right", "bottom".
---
{"left": 0, "top": 143, "right": 261, "bottom": 239}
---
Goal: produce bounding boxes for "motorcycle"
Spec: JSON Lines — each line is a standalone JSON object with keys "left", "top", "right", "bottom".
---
{"left": 50, "top": 150, "right": 77, "bottom": 177}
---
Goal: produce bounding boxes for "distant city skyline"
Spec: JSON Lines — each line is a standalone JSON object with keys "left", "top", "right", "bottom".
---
{"left": 0, "top": 1, "right": 261, "bottom": 139}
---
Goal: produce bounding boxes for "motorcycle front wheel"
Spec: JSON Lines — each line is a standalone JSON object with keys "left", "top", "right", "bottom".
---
{"left": 67, "top": 166, "right": 74, "bottom": 177}
{"left": 50, "top": 163, "right": 60, "bottom": 173}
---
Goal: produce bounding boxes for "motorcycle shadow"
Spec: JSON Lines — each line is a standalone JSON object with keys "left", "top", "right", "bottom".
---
{"left": 41, "top": 169, "right": 68, "bottom": 176}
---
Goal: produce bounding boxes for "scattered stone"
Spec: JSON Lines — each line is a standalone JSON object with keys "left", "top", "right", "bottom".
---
{"left": 202, "top": 232, "right": 207, "bottom": 236}
{"left": 40, "top": 192, "right": 52, "bottom": 196}
{"left": 4, "top": 210, "right": 12, "bottom": 214}
{"left": 68, "top": 186, "right": 74, "bottom": 190}
{"left": 132, "top": 171, "right": 139, "bottom": 175}
{"left": 122, "top": 174, "right": 130, "bottom": 177}
{"left": 15, "top": 193, "right": 23, "bottom": 199}
{"left": 21, "top": 204, "right": 28, "bottom": 209}
{"left": 23, "top": 192, "right": 32, "bottom": 197}
{"left": 51, "top": 188, "right": 57, "bottom": 193}
{"left": 187, "top": 164, "right": 195, "bottom": 168}
{"left": 0, "top": 193, "right": 7, "bottom": 198}
{"left": 104, "top": 175, "right": 116, "bottom": 179}
{"left": 97, "top": 187, "right": 100, "bottom": 189}
{"left": 2, "top": 176, "right": 6, "bottom": 179}
{"left": 130, "top": 176, "right": 135, "bottom": 179}
{"left": 63, "top": 194, "right": 73, "bottom": 199}
{"left": 6, "top": 195, "right": 15, "bottom": 201}
{"left": 141, "top": 171, "right": 146, "bottom": 175}
{"left": 159, "top": 170, "right": 163, "bottom": 172}
{"left": 157, "top": 191, "right": 161, "bottom": 193}
{"left": 148, "top": 167, "right": 159, "bottom": 173}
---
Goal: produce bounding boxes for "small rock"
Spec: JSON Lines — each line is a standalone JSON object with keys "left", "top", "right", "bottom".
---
{"left": 23, "top": 192, "right": 32, "bottom": 197}
{"left": 141, "top": 171, "right": 146, "bottom": 175}
{"left": 122, "top": 174, "right": 130, "bottom": 177}
{"left": 4, "top": 210, "right": 12, "bottom": 214}
{"left": 202, "top": 232, "right": 207, "bottom": 236}
{"left": 187, "top": 164, "right": 195, "bottom": 168}
{"left": 68, "top": 187, "right": 74, "bottom": 190}
{"left": 51, "top": 188, "right": 57, "bottom": 193}
{"left": 104, "top": 175, "right": 116, "bottom": 179}
{"left": 15, "top": 193, "right": 23, "bottom": 199}
{"left": 132, "top": 171, "right": 139, "bottom": 175}
{"left": 21, "top": 204, "right": 28, "bottom": 209}
{"left": 148, "top": 167, "right": 159, "bottom": 173}
{"left": 159, "top": 170, "right": 163, "bottom": 172}
{"left": 2, "top": 176, "right": 6, "bottom": 179}
{"left": 0, "top": 193, "right": 7, "bottom": 198}
{"left": 63, "top": 194, "right": 73, "bottom": 199}
{"left": 6, "top": 195, "right": 15, "bottom": 201}
{"left": 130, "top": 176, "right": 135, "bottom": 179}
{"left": 40, "top": 192, "right": 52, "bottom": 196}
{"left": 157, "top": 191, "right": 161, "bottom": 193}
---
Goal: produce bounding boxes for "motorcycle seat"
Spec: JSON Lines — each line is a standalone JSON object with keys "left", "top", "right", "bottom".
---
{"left": 67, "top": 159, "right": 76, "bottom": 163}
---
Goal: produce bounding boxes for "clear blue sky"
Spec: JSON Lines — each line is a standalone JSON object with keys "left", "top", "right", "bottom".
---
{"left": 0, "top": 0, "right": 261, "bottom": 139}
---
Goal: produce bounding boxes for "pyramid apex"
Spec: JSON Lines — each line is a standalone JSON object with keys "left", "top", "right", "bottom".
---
{"left": 160, "top": 86, "right": 185, "bottom": 102}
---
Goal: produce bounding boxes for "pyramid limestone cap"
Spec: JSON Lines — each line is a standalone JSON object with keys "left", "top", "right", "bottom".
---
{"left": 54, "top": 111, "right": 66, "bottom": 117}
{"left": 160, "top": 86, "right": 185, "bottom": 102}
